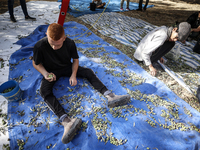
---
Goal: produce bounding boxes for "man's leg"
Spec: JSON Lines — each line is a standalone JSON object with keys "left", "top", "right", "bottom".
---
{"left": 193, "top": 39, "right": 200, "bottom": 54}
{"left": 196, "top": 85, "right": 200, "bottom": 103}
{"left": 8, "top": 0, "right": 14, "bottom": 17}
{"left": 40, "top": 76, "right": 82, "bottom": 144}
{"left": 138, "top": 0, "right": 143, "bottom": 10}
{"left": 8, "top": 0, "right": 17, "bottom": 22}
{"left": 76, "top": 67, "right": 108, "bottom": 94}
{"left": 120, "top": 0, "right": 124, "bottom": 9}
{"left": 40, "top": 78, "right": 66, "bottom": 118}
{"left": 126, "top": 0, "right": 130, "bottom": 8}
{"left": 76, "top": 66, "right": 130, "bottom": 107}
{"left": 143, "top": 0, "right": 149, "bottom": 11}
{"left": 150, "top": 41, "right": 175, "bottom": 63}
{"left": 19, "top": 0, "right": 28, "bottom": 17}
{"left": 20, "top": 0, "right": 36, "bottom": 20}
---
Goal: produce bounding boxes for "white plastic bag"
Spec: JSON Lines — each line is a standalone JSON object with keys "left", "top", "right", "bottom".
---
{"left": 164, "top": 43, "right": 180, "bottom": 61}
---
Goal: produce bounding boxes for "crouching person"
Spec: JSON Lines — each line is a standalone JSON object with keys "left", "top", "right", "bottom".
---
{"left": 134, "top": 22, "right": 191, "bottom": 76}
{"left": 32, "top": 23, "right": 130, "bottom": 144}
{"left": 92, "top": 0, "right": 106, "bottom": 8}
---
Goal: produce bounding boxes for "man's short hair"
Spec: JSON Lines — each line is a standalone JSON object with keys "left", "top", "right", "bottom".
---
{"left": 47, "top": 23, "right": 65, "bottom": 41}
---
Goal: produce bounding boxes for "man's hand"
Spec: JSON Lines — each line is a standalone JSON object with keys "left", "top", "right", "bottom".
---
{"left": 70, "top": 59, "right": 79, "bottom": 86}
{"left": 69, "top": 76, "right": 77, "bottom": 86}
{"left": 44, "top": 72, "right": 56, "bottom": 82}
{"left": 149, "top": 64, "right": 157, "bottom": 76}
{"left": 160, "top": 57, "right": 164, "bottom": 63}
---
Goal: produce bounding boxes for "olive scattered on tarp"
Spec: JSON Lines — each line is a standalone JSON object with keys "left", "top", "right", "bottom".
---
{"left": 1, "top": 87, "right": 15, "bottom": 93}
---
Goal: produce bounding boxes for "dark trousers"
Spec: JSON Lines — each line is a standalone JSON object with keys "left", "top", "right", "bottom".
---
{"left": 8, "top": 0, "right": 28, "bottom": 17}
{"left": 40, "top": 66, "right": 108, "bottom": 118}
{"left": 138, "top": 0, "right": 149, "bottom": 9}
{"left": 193, "top": 39, "right": 200, "bottom": 54}
{"left": 197, "top": 85, "right": 200, "bottom": 103}
{"left": 150, "top": 41, "right": 175, "bottom": 63}
{"left": 189, "top": 31, "right": 200, "bottom": 39}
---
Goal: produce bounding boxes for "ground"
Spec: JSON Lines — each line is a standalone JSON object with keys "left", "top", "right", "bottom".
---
{"left": 0, "top": 0, "right": 200, "bottom": 110}
{"left": 1, "top": 0, "right": 200, "bottom": 26}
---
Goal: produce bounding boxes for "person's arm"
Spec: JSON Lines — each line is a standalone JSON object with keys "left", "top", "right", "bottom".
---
{"left": 142, "top": 29, "right": 168, "bottom": 76}
{"left": 141, "top": 28, "right": 167, "bottom": 65}
{"left": 69, "top": 59, "right": 79, "bottom": 86}
{"left": 191, "top": 26, "right": 200, "bottom": 32}
{"left": 32, "top": 60, "right": 56, "bottom": 82}
{"left": 149, "top": 64, "right": 157, "bottom": 76}
{"left": 149, "top": 57, "right": 163, "bottom": 76}
{"left": 143, "top": 36, "right": 167, "bottom": 76}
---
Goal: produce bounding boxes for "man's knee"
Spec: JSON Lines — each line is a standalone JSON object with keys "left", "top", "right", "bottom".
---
{"left": 40, "top": 87, "right": 52, "bottom": 98}
{"left": 84, "top": 68, "right": 96, "bottom": 79}
{"left": 39, "top": 87, "right": 45, "bottom": 98}
{"left": 85, "top": 67, "right": 93, "bottom": 73}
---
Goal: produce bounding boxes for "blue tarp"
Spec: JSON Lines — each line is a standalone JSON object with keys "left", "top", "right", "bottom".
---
{"left": 58, "top": 0, "right": 154, "bottom": 17}
{"left": 8, "top": 22, "right": 200, "bottom": 150}
{"left": 78, "top": 12, "right": 200, "bottom": 93}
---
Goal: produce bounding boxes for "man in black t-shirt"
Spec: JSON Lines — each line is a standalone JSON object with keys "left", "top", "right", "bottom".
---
{"left": 187, "top": 11, "right": 200, "bottom": 39}
{"left": 33, "top": 23, "right": 130, "bottom": 144}
{"left": 187, "top": 11, "right": 200, "bottom": 53}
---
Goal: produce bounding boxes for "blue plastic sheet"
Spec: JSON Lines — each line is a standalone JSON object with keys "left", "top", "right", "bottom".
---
{"left": 58, "top": 0, "right": 154, "bottom": 17}
{"left": 8, "top": 22, "right": 200, "bottom": 150}
{"left": 79, "top": 12, "right": 200, "bottom": 93}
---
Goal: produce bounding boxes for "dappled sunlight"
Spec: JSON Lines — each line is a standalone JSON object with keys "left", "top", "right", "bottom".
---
{"left": 0, "top": 1, "right": 61, "bottom": 148}
{"left": 6, "top": 21, "right": 200, "bottom": 149}
{"left": 0, "top": 1, "right": 60, "bottom": 85}
{"left": 0, "top": 0, "right": 200, "bottom": 150}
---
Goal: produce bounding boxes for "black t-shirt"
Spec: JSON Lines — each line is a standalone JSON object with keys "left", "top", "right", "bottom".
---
{"left": 33, "top": 37, "right": 79, "bottom": 71}
{"left": 186, "top": 12, "right": 200, "bottom": 29}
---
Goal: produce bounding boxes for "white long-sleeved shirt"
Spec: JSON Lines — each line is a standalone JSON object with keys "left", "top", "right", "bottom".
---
{"left": 134, "top": 26, "right": 169, "bottom": 66}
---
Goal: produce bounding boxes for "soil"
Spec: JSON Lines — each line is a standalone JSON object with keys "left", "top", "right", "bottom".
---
{"left": 1, "top": 0, "right": 200, "bottom": 26}
{"left": 0, "top": 0, "right": 200, "bottom": 109}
